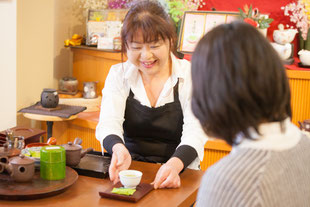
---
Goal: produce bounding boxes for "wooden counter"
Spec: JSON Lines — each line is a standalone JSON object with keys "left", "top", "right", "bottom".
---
{"left": 46, "top": 47, "right": 310, "bottom": 171}
{"left": 1, "top": 161, "right": 204, "bottom": 207}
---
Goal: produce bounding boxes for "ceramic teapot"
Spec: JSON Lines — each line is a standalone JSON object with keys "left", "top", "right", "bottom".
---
{"left": 0, "top": 154, "right": 35, "bottom": 182}
{"left": 271, "top": 42, "right": 292, "bottom": 60}
{"left": 59, "top": 77, "right": 78, "bottom": 93}
{"left": 62, "top": 138, "right": 93, "bottom": 166}
{"left": 273, "top": 24, "right": 298, "bottom": 45}
{"left": 298, "top": 50, "right": 310, "bottom": 66}
{"left": 298, "top": 120, "right": 310, "bottom": 132}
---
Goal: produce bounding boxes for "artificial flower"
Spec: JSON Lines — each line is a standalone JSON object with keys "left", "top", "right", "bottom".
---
{"left": 282, "top": 0, "right": 309, "bottom": 40}
{"left": 239, "top": 4, "right": 274, "bottom": 29}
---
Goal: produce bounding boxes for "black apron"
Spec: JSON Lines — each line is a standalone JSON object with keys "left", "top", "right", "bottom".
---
{"left": 123, "top": 80, "right": 184, "bottom": 163}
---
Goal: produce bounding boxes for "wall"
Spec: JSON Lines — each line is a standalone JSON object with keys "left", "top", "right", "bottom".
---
{"left": 0, "top": 0, "right": 17, "bottom": 130}
{"left": 200, "top": 0, "right": 298, "bottom": 53}
{"left": 16, "top": 0, "right": 83, "bottom": 128}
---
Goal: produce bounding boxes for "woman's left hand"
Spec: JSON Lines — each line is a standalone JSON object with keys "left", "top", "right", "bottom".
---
{"left": 152, "top": 157, "right": 184, "bottom": 189}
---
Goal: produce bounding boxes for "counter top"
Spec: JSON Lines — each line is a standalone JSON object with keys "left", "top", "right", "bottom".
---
{"left": 1, "top": 161, "right": 204, "bottom": 207}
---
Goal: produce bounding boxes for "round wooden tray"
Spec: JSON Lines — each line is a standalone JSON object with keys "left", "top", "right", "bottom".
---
{"left": 0, "top": 166, "right": 78, "bottom": 200}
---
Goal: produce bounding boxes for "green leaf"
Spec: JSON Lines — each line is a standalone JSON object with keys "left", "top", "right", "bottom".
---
{"left": 264, "top": 18, "right": 274, "bottom": 23}
{"left": 248, "top": 5, "right": 252, "bottom": 18}
{"left": 259, "top": 22, "right": 269, "bottom": 29}
{"left": 238, "top": 8, "right": 247, "bottom": 19}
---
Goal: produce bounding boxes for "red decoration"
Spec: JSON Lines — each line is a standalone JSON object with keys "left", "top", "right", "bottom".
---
{"left": 243, "top": 18, "right": 258, "bottom": 27}
{"left": 198, "top": 0, "right": 299, "bottom": 56}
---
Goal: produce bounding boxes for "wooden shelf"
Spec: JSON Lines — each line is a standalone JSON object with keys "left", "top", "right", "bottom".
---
{"left": 71, "top": 111, "right": 100, "bottom": 130}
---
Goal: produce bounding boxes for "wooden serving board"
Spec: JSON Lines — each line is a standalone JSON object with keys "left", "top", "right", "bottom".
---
{"left": 99, "top": 182, "right": 153, "bottom": 202}
{"left": 0, "top": 166, "right": 78, "bottom": 200}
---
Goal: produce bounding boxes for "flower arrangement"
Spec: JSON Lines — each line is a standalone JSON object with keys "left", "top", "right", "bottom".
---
{"left": 238, "top": 5, "right": 274, "bottom": 29}
{"left": 73, "top": 0, "right": 132, "bottom": 22}
{"left": 74, "top": 0, "right": 132, "bottom": 10}
{"left": 281, "top": 0, "right": 310, "bottom": 41}
{"left": 74, "top": 0, "right": 108, "bottom": 11}
{"left": 108, "top": 0, "right": 132, "bottom": 9}
{"left": 158, "top": 0, "right": 205, "bottom": 26}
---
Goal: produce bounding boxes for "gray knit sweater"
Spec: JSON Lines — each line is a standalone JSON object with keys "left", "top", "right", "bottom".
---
{"left": 196, "top": 120, "right": 310, "bottom": 207}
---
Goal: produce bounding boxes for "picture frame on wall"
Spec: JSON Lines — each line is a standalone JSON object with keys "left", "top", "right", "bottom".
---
{"left": 177, "top": 11, "right": 239, "bottom": 54}
{"left": 86, "top": 9, "right": 128, "bottom": 47}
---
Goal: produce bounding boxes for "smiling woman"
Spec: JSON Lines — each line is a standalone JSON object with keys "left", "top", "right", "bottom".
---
{"left": 95, "top": 0, "right": 208, "bottom": 190}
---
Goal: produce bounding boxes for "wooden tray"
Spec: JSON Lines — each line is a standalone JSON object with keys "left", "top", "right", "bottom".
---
{"left": 0, "top": 166, "right": 78, "bottom": 200}
{"left": 99, "top": 182, "right": 153, "bottom": 202}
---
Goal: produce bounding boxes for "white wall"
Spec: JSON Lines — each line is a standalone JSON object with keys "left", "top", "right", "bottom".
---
{"left": 0, "top": 0, "right": 17, "bottom": 130}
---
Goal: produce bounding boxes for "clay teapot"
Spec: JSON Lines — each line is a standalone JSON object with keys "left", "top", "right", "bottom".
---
{"left": 298, "top": 120, "right": 310, "bottom": 132}
{"left": 62, "top": 138, "right": 93, "bottom": 166}
{"left": 0, "top": 154, "right": 35, "bottom": 182}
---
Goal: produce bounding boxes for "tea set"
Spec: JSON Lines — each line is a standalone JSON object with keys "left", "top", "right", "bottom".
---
{"left": 0, "top": 130, "right": 93, "bottom": 183}
{"left": 271, "top": 23, "right": 310, "bottom": 66}
{"left": 271, "top": 24, "right": 297, "bottom": 65}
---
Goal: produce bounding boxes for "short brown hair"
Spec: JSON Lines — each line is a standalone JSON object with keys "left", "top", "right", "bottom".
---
{"left": 121, "top": 0, "right": 177, "bottom": 55}
{"left": 191, "top": 21, "right": 291, "bottom": 145}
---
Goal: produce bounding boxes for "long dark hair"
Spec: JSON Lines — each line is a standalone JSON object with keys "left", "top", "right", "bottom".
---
{"left": 121, "top": 0, "right": 177, "bottom": 58}
{"left": 191, "top": 21, "right": 291, "bottom": 145}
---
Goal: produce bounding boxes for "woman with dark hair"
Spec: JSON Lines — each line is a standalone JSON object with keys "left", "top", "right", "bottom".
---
{"left": 96, "top": 0, "right": 207, "bottom": 189}
{"left": 192, "top": 21, "right": 310, "bottom": 206}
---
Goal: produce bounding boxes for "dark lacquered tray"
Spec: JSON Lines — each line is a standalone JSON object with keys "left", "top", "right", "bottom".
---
{"left": 99, "top": 182, "right": 153, "bottom": 202}
{"left": 0, "top": 166, "right": 78, "bottom": 200}
{"left": 71, "top": 152, "right": 111, "bottom": 179}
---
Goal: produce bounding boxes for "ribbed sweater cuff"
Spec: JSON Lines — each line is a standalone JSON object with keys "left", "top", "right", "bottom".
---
{"left": 103, "top": 135, "right": 124, "bottom": 154}
{"left": 172, "top": 145, "right": 198, "bottom": 170}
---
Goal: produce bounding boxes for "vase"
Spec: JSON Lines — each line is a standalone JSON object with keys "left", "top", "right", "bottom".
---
{"left": 299, "top": 28, "right": 310, "bottom": 51}
{"left": 258, "top": 28, "right": 267, "bottom": 37}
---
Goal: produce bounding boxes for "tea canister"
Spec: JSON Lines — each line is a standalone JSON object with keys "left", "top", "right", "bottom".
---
{"left": 83, "top": 81, "right": 98, "bottom": 99}
{"left": 40, "top": 146, "right": 66, "bottom": 180}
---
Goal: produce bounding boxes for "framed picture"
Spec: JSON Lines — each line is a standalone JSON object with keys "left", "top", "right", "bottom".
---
{"left": 177, "top": 11, "right": 239, "bottom": 54}
{"left": 86, "top": 9, "right": 128, "bottom": 46}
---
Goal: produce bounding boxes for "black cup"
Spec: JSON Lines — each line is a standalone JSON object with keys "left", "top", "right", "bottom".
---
{"left": 40, "top": 88, "right": 59, "bottom": 108}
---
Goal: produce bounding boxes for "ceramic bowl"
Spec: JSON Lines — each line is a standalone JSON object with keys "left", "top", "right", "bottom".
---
{"left": 271, "top": 43, "right": 292, "bottom": 60}
{"left": 298, "top": 50, "right": 310, "bottom": 66}
{"left": 119, "top": 170, "right": 142, "bottom": 189}
{"left": 273, "top": 29, "right": 298, "bottom": 45}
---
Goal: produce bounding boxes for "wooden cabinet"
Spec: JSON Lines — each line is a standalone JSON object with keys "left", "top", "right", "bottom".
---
{"left": 286, "top": 70, "right": 310, "bottom": 126}
{"left": 71, "top": 46, "right": 125, "bottom": 96}
{"left": 50, "top": 47, "right": 310, "bottom": 171}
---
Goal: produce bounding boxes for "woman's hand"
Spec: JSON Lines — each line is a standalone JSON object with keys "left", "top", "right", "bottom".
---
{"left": 152, "top": 157, "right": 184, "bottom": 189}
{"left": 109, "top": 143, "right": 132, "bottom": 184}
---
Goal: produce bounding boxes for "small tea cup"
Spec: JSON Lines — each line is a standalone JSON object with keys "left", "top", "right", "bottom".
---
{"left": 119, "top": 170, "right": 142, "bottom": 189}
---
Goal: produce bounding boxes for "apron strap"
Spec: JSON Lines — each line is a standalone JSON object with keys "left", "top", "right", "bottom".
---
{"left": 129, "top": 89, "right": 134, "bottom": 98}
{"left": 173, "top": 79, "right": 180, "bottom": 101}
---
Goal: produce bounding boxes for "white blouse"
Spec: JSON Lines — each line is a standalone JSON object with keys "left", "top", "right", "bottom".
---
{"left": 95, "top": 54, "right": 208, "bottom": 169}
